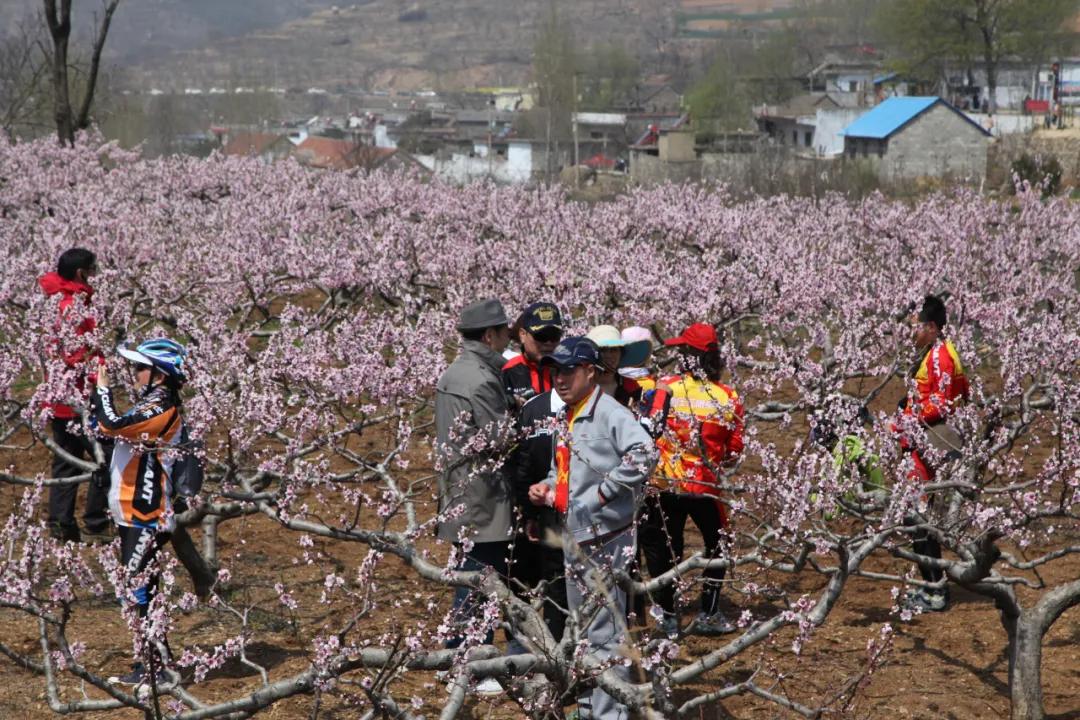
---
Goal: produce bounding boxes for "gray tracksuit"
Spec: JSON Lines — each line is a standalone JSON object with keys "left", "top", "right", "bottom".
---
{"left": 543, "top": 385, "right": 655, "bottom": 720}
{"left": 542, "top": 386, "right": 654, "bottom": 543}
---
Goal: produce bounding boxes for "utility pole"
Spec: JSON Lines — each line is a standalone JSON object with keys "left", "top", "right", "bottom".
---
{"left": 545, "top": 104, "right": 552, "bottom": 184}
{"left": 573, "top": 73, "right": 580, "bottom": 189}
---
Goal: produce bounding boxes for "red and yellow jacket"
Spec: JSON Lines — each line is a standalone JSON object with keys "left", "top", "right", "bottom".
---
{"left": 38, "top": 272, "right": 98, "bottom": 420}
{"left": 92, "top": 385, "right": 182, "bottom": 531}
{"left": 905, "top": 339, "right": 969, "bottom": 425}
{"left": 649, "top": 374, "right": 744, "bottom": 497}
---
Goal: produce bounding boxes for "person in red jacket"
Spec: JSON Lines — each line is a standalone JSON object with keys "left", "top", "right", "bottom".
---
{"left": 39, "top": 248, "right": 110, "bottom": 543}
{"left": 640, "top": 322, "right": 744, "bottom": 638}
{"left": 897, "top": 294, "right": 969, "bottom": 613}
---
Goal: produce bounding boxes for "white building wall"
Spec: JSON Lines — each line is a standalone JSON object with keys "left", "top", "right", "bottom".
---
{"left": 813, "top": 108, "right": 867, "bottom": 156}
{"left": 419, "top": 142, "right": 535, "bottom": 185}
{"left": 964, "top": 112, "right": 1037, "bottom": 136}
{"left": 373, "top": 125, "right": 397, "bottom": 149}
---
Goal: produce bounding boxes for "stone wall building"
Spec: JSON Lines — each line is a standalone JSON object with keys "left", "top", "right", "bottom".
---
{"left": 841, "top": 96, "right": 992, "bottom": 182}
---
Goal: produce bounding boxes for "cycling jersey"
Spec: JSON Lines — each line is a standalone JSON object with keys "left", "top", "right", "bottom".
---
{"left": 92, "top": 384, "right": 182, "bottom": 531}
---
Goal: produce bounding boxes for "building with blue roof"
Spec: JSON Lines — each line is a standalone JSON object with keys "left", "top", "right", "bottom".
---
{"left": 840, "top": 96, "right": 992, "bottom": 181}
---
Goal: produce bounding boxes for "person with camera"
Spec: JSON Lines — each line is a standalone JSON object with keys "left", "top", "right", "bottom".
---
{"left": 94, "top": 339, "right": 190, "bottom": 688}
{"left": 38, "top": 248, "right": 110, "bottom": 544}
{"left": 895, "top": 295, "right": 969, "bottom": 613}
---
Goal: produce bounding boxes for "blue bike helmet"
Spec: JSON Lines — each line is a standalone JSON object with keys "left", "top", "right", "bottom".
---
{"left": 118, "top": 338, "right": 187, "bottom": 381}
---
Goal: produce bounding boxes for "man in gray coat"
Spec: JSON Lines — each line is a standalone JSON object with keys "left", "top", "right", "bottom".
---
{"left": 436, "top": 298, "right": 515, "bottom": 656}
{"left": 528, "top": 336, "right": 656, "bottom": 720}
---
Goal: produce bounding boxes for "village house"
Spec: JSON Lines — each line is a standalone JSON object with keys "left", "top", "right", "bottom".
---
{"left": 807, "top": 45, "right": 887, "bottom": 107}
{"left": 292, "top": 136, "right": 426, "bottom": 173}
{"left": 840, "top": 96, "right": 992, "bottom": 181}
{"left": 220, "top": 132, "right": 293, "bottom": 164}
{"left": 755, "top": 93, "right": 867, "bottom": 156}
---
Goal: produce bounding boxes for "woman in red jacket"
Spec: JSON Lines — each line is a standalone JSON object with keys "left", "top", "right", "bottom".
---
{"left": 38, "top": 248, "right": 110, "bottom": 543}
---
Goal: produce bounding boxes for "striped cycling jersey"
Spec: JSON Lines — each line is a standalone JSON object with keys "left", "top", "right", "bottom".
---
{"left": 92, "top": 384, "right": 182, "bottom": 531}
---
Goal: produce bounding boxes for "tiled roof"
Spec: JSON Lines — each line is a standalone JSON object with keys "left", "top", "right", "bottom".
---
{"left": 222, "top": 132, "right": 285, "bottom": 157}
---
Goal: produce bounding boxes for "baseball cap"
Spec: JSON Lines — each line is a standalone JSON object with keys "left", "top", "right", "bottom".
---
{"left": 541, "top": 336, "right": 600, "bottom": 369}
{"left": 664, "top": 322, "right": 719, "bottom": 352}
{"left": 519, "top": 302, "right": 563, "bottom": 333}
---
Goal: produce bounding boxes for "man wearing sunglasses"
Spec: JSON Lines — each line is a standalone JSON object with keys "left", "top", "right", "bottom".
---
{"left": 502, "top": 302, "right": 563, "bottom": 408}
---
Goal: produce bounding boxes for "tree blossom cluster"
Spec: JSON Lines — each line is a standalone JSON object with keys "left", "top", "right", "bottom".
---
{"left": 0, "top": 134, "right": 1077, "bottom": 718}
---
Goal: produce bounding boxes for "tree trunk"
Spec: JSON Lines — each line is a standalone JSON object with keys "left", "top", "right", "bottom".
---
{"left": 1009, "top": 613, "right": 1046, "bottom": 720}
{"left": 43, "top": 0, "right": 75, "bottom": 145}
{"left": 983, "top": 43, "right": 998, "bottom": 114}
{"left": 996, "top": 578, "right": 1080, "bottom": 720}
{"left": 975, "top": 0, "right": 997, "bottom": 114}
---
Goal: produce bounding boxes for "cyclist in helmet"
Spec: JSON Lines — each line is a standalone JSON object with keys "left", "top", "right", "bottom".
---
{"left": 93, "top": 338, "right": 187, "bottom": 688}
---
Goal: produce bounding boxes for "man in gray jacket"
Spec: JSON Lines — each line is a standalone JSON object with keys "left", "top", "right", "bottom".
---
{"left": 528, "top": 336, "right": 656, "bottom": 720}
{"left": 436, "top": 298, "right": 515, "bottom": 659}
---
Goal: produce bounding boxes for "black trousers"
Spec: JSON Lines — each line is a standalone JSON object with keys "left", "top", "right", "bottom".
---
{"left": 445, "top": 540, "right": 510, "bottom": 649}
{"left": 904, "top": 514, "right": 944, "bottom": 584}
{"left": 507, "top": 530, "right": 568, "bottom": 643}
{"left": 639, "top": 493, "right": 729, "bottom": 615}
{"left": 47, "top": 418, "right": 110, "bottom": 535}
{"left": 119, "top": 524, "right": 172, "bottom": 666}
{"left": 119, "top": 524, "right": 171, "bottom": 615}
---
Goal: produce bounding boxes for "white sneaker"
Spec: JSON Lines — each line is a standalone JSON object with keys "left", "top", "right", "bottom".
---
{"left": 657, "top": 611, "right": 680, "bottom": 640}
{"left": 900, "top": 588, "right": 949, "bottom": 614}
{"left": 691, "top": 610, "right": 736, "bottom": 635}
{"left": 474, "top": 677, "right": 504, "bottom": 696}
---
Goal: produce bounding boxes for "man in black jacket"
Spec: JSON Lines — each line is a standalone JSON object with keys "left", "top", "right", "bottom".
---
{"left": 506, "top": 388, "right": 568, "bottom": 645}
{"left": 503, "top": 302, "right": 563, "bottom": 408}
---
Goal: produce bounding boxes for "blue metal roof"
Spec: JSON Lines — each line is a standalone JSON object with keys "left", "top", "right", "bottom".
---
{"left": 841, "top": 96, "right": 939, "bottom": 139}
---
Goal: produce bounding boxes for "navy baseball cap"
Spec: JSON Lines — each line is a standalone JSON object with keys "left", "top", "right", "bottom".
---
{"left": 541, "top": 336, "right": 600, "bottom": 369}
{"left": 519, "top": 302, "right": 563, "bottom": 333}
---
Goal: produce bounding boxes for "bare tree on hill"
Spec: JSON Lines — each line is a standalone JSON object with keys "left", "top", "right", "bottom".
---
{"left": 41, "top": 0, "right": 121, "bottom": 145}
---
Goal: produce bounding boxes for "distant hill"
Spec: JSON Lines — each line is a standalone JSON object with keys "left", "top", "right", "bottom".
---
{"left": 0, "top": 0, "right": 841, "bottom": 94}
{"left": 117, "top": 0, "right": 683, "bottom": 92}
{"left": 0, "top": 0, "right": 338, "bottom": 62}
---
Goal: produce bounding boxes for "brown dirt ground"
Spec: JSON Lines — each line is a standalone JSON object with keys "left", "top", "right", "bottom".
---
{"left": 0, "top": 379, "right": 1078, "bottom": 719}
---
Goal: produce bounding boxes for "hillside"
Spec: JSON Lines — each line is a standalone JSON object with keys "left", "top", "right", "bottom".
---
{"left": 2, "top": 0, "right": 838, "bottom": 93}
{"left": 0, "top": 0, "right": 339, "bottom": 62}
{"left": 119, "top": 0, "right": 680, "bottom": 92}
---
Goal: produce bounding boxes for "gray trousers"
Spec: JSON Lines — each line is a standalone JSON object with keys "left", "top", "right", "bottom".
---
{"left": 564, "top": 527, "right": 635, "bottom": 720}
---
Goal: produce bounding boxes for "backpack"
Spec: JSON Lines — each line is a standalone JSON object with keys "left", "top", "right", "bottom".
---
{"left": 171, "top": 424, "right": 205, "bottom": 498}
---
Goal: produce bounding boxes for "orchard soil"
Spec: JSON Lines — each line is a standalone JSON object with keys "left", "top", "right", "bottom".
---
{"left": 0, "top": 386, "right": 1078, "bottom": 719}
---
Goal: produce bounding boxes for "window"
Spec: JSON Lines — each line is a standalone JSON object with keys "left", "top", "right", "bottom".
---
{"left": 804, "top": 131, "right": 812, "bottom": 147}
{"left": 792, "top": 130, "right": 798, "bottom": 145}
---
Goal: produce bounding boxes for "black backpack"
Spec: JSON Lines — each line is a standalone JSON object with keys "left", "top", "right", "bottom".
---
{"left": 172, "top": 424, "right": 205, "bottom": 498}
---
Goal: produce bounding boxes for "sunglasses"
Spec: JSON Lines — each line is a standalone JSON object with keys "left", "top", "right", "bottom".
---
{"left": 530, "top": 328, "right": 563, "bottom": 344}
